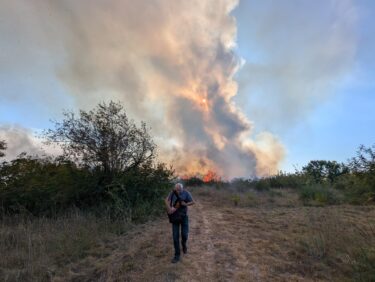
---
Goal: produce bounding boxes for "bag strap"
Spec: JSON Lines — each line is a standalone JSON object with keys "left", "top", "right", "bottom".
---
{"left": 170, "top": 191, "right": 173, "bottom": 207}
{"left": 170, "top": 190, "right": 181, "bottom": 207}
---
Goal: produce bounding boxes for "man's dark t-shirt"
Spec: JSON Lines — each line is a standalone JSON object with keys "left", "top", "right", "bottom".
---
{"left": 168, "top": 190, "right": 193, "bottom": 215}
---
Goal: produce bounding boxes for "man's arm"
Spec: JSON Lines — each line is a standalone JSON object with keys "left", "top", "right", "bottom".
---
{"left": 165, "top": 192, "right": 173, "bottom": 208}
{"left": 165, "top": 192, "right": 176, "bottom": 214}
{"left": 181, "top": 192, "right": 195, "bottom": 206}
{"left": 164, "top": 196, "right": 170, "bottom": 209}
{"left": 181, "top": 201, "right": 195, "bottom": 206}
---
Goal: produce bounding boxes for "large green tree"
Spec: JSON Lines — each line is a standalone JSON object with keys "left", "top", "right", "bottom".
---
{"left": 45, "top": 101, "right": 156, "bottom": 179}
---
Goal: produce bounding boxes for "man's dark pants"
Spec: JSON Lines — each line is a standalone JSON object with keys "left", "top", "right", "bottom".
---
{"left": 172, "top": 215, "right": 189, "bottom": 258}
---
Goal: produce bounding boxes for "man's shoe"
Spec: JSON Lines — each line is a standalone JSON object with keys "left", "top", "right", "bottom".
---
{"left": 171, "top": 256, "right": 180, "bottom": 263}
{"left": 182, "top": 245, "right": 187, "bottom": 254}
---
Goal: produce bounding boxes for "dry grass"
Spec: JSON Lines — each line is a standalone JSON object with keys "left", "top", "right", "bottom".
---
{"left": 0, "top": 211, "right": 132, "bottom": 282}
{"left": 1, "top": 187, "right": 374, "bottom": 281}
{"left": 298, "top": 207, "right": 375, "bottom": 281}
{"left": 190, "top": 186, "right": 375, "bottom": 281}
{"left": 191, "top": 185, "right": 300, "bottom": 208}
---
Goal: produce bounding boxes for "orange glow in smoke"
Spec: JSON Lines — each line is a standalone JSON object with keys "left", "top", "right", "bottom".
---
{"left": 202, "top": 170, "right": 220, "bottom": 183}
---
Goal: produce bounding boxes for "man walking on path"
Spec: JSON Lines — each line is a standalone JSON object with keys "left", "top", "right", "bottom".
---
{"left": 165, "top": 183, "right": 195, "bottom": 263}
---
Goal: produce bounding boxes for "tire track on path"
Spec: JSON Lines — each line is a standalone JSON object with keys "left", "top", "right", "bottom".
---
{"left": 181, "top": 201, "right": 217, "bottom": 281}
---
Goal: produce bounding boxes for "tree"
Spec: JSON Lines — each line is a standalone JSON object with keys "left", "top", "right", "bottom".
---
{"left": 349, "top": 144, "right": 375, "bottom": 190}
{"left": 349, "top": 144, "right": 375, "bottom": 175}
{"left": 302, "top": 160, "right": 348, "bottom": 184}
{"left": 45, "top": 101, "right": 156, "bottom": 180}
{"left": 0, "top": 140, "right": 6, "bottom": 157}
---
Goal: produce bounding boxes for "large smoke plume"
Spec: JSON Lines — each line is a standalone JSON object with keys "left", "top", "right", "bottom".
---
{"left": 1, "top": 0, "right": 285, "bottom": 178}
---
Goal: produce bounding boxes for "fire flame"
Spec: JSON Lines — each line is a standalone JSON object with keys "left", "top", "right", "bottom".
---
{"left": 202, "top": 170, "right": 220, "bottom": 183}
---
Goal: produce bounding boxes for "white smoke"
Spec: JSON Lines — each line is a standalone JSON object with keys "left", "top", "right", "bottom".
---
{"left": 0, "top": 125, "right": 50, "bottom": 160}
{"left": 0, "top": 0, "right": 287, "bottom": 177}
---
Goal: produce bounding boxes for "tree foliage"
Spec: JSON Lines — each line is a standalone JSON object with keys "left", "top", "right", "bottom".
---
{"left": 0, "top": 154, "right": 93, "bottom": 215}
{"left": 302, "top": 160, "right": 349, "bottom": 184}
{"left": 346, "top": 144, "right": 375, "bottom": 202}
{"left": 45, "top": 101, "right": 155, "bottom": 180}
{"left": 349, "top": 144, "right": 375, "bottom": 176}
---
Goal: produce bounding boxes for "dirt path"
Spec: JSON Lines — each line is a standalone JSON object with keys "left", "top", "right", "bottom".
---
{"left": 177, "top": 202, "right": 305, "bottom": 282}
{"left": 54, "top": 194, "right": 375, "bottom": 281}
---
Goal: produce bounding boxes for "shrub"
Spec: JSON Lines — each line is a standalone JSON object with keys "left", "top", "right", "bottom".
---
{"left": 183, "top": 177, "right": 204, "bottom": 187}
{"left": 254, "top": 179, "right": 271, "bottom": 191}
{"left": 231, "top": 195, "right": 240, "bottom": 206}
{"left": 0, "top": 156, "right": 173, "bottom": 220}
{"left": 0, "top": 155, "right": 95, "bottom": 216}
{"left": 230, "top": 178, "right": 252, "bottom": 192}
{"left": 244, "top": 191, "right": 257, "bottom": 207}
{"left": 268, "top": 189, "right": 282, "bottom": 198}
{"left": 299, "top": 185, "right": 341, "bottom": 205}
{"left": 347, "top": 144, "right": 375, "bottom": 204}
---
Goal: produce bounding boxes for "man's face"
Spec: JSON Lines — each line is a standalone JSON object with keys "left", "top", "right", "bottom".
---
{"left": 174, "top": 184, "right": 183, "bottom": 194}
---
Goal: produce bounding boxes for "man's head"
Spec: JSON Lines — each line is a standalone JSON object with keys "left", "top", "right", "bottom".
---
{"left": 174, "top": 183, "right": 184, "bottom": 194}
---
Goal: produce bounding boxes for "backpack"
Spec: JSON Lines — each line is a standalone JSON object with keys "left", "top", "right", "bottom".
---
{"left": 167, "top": 190, "right": 184, "bottom": 224}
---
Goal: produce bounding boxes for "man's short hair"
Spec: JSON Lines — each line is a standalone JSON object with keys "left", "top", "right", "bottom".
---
{"left": 175, "top": 183, "right": 184, "bottom": 190}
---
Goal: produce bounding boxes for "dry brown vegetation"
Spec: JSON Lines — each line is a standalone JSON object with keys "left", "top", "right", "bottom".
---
{"left": 0, "top": 211, "right": 132, "bottom": 281}
{"left": 1, "top": 186, "right": 375, "bottom": 281}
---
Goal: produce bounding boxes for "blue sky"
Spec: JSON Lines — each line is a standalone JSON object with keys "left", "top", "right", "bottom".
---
{"left": 0, "top": 0, "right": 374, "bottom": 176}
{"left": 233, "top": 0, "right": 375, "bottom": 172}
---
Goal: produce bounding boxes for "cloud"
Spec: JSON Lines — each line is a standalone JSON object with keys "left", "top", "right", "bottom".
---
{"left": 0, "top": 0, "right": 286, "bottom": 178}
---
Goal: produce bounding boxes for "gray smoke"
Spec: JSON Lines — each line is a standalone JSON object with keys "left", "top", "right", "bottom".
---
{"left": 0, "top": 125, "right": 45, "bottom": 160}
{"left": 0, "top": 0, "right": 286, "bottom": 178}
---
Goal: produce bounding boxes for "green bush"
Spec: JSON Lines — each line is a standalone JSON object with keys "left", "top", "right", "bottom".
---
{"left": 268, "top": 189, "right": 282, "bottom": 197}
{"left": 299, "top": 185, "right": 341, "bottom": 205}
{"left": 244, "top": 191, "right": 257, "bottom": 207}
{"left": 254, "top": 179, "right": 271, "bottom": 191}
{"left": 231, "top": 195, "right": 241, "bottom": 206}
{"left": 230, "top": 178, "right": 252, "bottom": 192}
{"left": 0, "top": 156, "right": 95, "bottom": 216}
{"left": 183, "top": 177, "right": 204, "bottom": 187}
{"left": 346, "top": 144, "right": 375, "bottom": 204}
{"left": 0, "top": 155, "right": 173, "bottom": 221}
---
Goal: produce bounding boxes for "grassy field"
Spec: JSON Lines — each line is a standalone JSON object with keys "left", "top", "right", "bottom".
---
{"left": 0, "top": 210, "right": 133, "bottom": 281}
{"left": 191, "top": 186, "right": 375, "bottom": 281}
{"left": 1, "top": 186, "right": 374, "bottom": 281}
